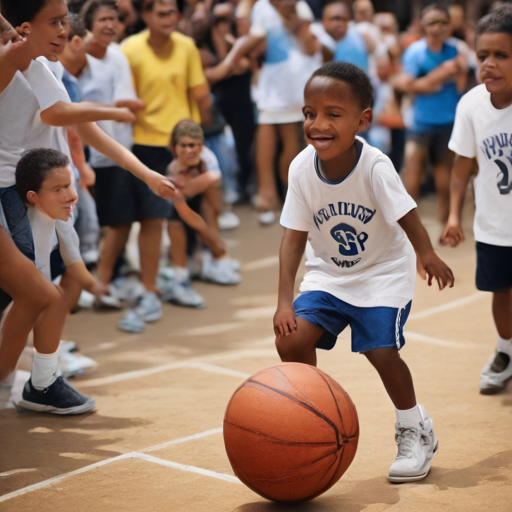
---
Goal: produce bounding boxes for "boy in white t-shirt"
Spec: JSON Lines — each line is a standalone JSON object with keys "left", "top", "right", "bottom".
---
{"left": 442, "top": 6, "right": 512, "bottom": 394}
{"left": 275, "top": 62, "right": 454, "bottom": 482}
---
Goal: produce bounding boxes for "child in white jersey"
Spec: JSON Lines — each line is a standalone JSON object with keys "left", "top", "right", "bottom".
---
{"left": 14, "top": 148, "right": 105, "bottom": 413}
{"left": 274, "top": 62, "right": 454, "bottom": 483}
{"left": 442, "top": 6, "right": 512, "bottom": 394}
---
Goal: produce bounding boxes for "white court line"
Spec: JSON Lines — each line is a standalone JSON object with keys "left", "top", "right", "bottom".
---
{"left": 188, "top": 362, "right": 250, "bottom": 379}
{"left": 182, "top": 322, "right": 246, "bottom": 337}
{"left": 405, "top": 331, "right": 480, "bottom": 350}
{"left": 77, "top": 349, "right": 277, "bottom": 388}
{"left": 141, "top": 427, "right": 223, "bottom": 453}
{"left": 0, "top": 427, "right": 235, "bottom": 503}
{"left": 242, "top": 255, "right": 279, "bottom": 272}
{"left": 408, "top": 292, "right": 486, "bottom": 321}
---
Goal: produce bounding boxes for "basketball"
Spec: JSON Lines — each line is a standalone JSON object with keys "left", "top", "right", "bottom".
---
{"left": 223, "top": 363, "right": 359, "bottom": 502}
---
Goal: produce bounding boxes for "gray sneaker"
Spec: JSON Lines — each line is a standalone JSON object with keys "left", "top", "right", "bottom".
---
{"left": 161, "top": 280, "right": 205, "bottom": 308}
{"left": 201, "top": 258, "right": 241, "bottom": 285}
{"left": 117, "top": 291, "right": 162, "bottom": 333}
{"left": 479, "top": 350, "right": 512, "bottom": 394}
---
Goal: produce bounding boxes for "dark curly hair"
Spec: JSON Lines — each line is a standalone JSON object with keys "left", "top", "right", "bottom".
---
{"left": 309, "top": 61, "right": 373, "bottom": 111}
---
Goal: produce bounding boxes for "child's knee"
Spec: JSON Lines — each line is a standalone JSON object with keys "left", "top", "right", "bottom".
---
{"left": 363, "top": 346, "right": 400, "bottom": 367}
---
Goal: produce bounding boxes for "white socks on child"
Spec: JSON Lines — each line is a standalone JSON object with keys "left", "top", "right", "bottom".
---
{"left": 497, "top": 336, "right": 512, "bottom": 356}
{"left": 395, "top": 404, "right": 424, "bottom": 427}
{"left": 32, "top": 350, "right": 59, "bottom": 390}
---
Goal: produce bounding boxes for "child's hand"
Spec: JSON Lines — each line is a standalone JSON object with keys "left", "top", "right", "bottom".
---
{"left": 420, "top": 251, "right": 454, "bottom": 290}
{"left": 273, "top": 304, "right": 297, "bottom": 337}
{"left": 441, "top": 220, "right": 465, "bottom": 247}
{"left": 147, "top": 172, "right": 176, "bottom": 199}
{"left": 113, "top": 107, "right": 137, "bottom": 124}
{"left": 90, "top": 280, "right": 109, "bottom": 299}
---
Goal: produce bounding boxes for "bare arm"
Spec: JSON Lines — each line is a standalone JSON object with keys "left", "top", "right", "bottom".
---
{"left": 191, "top": 83, "right": 213, "bottom": 126}
{"left": 65, "top": 260, "right": 106, "bottom": 298}
{"left": 67, "top": 128, "right": 96, "bottom": 187}
{"left": 398, "top": 209, "right": 454, "bottom": 289}
{"left": 441, "top": 155, "right": 474, "bottom": 247}
{"left": 74, "top": 122, "right": 175, "bottom": 199}
{"left": 274, "top": 228, "right": 309, "bottom": 336}
{"left": 394, "top": 59, "right": 461, "bottom": 95}
{"left": 172, "top": 172, "right": 219, "bottom": 198}
{"left": 40, "top": 101, "right": 136, "bottom": 127}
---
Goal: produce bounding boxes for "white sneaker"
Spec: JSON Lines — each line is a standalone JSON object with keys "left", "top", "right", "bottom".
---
{"left": 218, "top": 211, "right": 240, "bottom": 231}
{"left": 58, "top": 351, "right": 98, "bottom": 378}
{"left": 160, "top": 280, "right": 205, "bottom": 308}
{"left": 388, "top": 406, "right": 438, "bottom": 483}
{"left": 258, "top": 211, "right": 276, "bottom": 226}
{"left": 109, "top": 276, "right": 145, "bottom": 302}
{"left": 479, "top": 350, "right": 512, "bottom": 394}
{"left": 117, "top": 291, "right": 162, "bottom": 333}
{"left": 201, "top": 258, "right": 241, "bottom": 285}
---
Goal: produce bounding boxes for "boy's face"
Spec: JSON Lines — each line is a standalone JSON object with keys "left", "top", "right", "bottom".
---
{"left": 173, "top": 136, "right": 203, "bottom": 168}
{"left": 422, "top": 9, "right": 451, "bottom": 42}
{"left": 143, "top": 0, "right": 180, "bottom": 39}
{"left": 476, "top": 32, "right": 512, "bottom": 98}
{"left": 303, "top": 76, "right": 371, "bottom": 162}
{"left": 322, "top": 3, "right": 350, "bottom": 42}
{"left": 61, "top": 34, "right": 86, "bottom": 63}
{"left": 20, "top": 0, "right": 69, "bottom": 61}
{"left": 91, "top": 7, "right": 118, "bottom": 47}
{"left": 27, "top": 166, "right": 78, "bottom": 221}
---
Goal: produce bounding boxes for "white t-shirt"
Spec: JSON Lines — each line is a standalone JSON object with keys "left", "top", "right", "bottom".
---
{"left": 250, "top": 0, "right": 321, "bottom": 112}
{"left": 28, "top": 207, "right": 82, "bottom": 282}
{"left": 281, "top": 138, "right": 417, "bottom": 308}
{"left": 0, "top": 60, "right": 69, "bottom": 188}
{"left": 77, "top": 45, "right": 137, "bottom": 168}
{"left": 448, "top": 84, "right": 512, "bottom": 247}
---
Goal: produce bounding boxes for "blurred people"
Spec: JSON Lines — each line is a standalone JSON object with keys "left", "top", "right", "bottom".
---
{"left": 396, "top": 4, "right": 467, "bottom": 223}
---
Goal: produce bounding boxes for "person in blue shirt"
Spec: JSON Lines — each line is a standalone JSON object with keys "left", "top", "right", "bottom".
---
{"left": 398, "top": 3, "right": 467, "bottom": 224}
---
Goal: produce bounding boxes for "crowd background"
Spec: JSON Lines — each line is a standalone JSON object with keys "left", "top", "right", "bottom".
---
{"left": 1, "top": 0, "right": 508, "bottom": 378}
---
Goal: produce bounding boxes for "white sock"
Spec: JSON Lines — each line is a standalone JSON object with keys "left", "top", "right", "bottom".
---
{"left": 396, "top": 404, "right": 423, "bottom": 427}
{"left": 497, "top": 336, "right": 512, "bottom": 356}
{"left": 32, "top": 350, "right": 59, "bottom": 390}
{"left": 174, "top": 266, "right": 190, "bottom": 283}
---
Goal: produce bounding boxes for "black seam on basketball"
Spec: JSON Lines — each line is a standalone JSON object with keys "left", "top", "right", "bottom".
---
{"left": 314, "top": 369, "right": 351, "bottom": 442}
{"left": 224, "top": 420, "right": 339, "bottom": 446}
{"left": 275, "top": 366, "right": 318, "bottom": 408}
{"left": 248, "top": 379, "right": 343, "bottom": 450}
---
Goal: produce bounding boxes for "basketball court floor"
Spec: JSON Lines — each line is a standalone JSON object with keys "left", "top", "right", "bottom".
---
{"left": 0, "top": 198, "right": 511, "bottom": 512}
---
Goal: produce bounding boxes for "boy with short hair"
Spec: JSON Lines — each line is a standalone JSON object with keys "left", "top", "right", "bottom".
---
{"left": 442, "top": 5, "right": 512, "bottom": 394}
{"left": 14, "top": 148, "right": 103, "bottom": 413}
{"left": 274, "top": 61, "right": 454, "bottom": 482}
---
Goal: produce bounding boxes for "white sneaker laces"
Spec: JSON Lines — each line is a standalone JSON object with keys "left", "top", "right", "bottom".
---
{"left": 395, "top": 426, "right": 420, "bottom": 458}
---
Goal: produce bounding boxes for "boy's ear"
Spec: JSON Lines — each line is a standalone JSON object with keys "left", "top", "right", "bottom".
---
{"left": 18, "top": 22, "right": 31, "bottom": 37}
{"left": 359, "top": 108, "right": 373, "bottom": 131}
{"left": 26, "top": 191, "right": 38, "bottom": 206}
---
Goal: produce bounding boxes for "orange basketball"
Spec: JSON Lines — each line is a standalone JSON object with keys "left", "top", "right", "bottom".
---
{"left": 223, "top": 363, "right": 359, "bottom": 502}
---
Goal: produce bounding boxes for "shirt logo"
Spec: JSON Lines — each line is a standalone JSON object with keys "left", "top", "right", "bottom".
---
{"left": 330, "top": 223, "right": 368, "bottom": 257}
{"left": 495, "top": 157, "right": 512, "bottom": 195}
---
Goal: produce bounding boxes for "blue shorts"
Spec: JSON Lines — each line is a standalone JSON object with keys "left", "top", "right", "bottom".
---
{"left": 0, "top": 186, "right": 35, "bottom": 314}
{"left": 293, "top": 291, "right": 412, "bottom": 353}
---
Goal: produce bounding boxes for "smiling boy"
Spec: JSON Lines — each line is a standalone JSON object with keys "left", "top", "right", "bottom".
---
{"left": 442, "top": 5, "right": 512, "bottom": 394}
{"left": 274, "top": 62, "right": 454, "bottom": 482}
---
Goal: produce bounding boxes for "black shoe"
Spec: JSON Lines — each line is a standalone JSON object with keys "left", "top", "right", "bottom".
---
{"left": 18, "top": 376, "right": 96, "bottom": 415}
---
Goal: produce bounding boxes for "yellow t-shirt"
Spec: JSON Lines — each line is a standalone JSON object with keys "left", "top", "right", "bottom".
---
{"left": 122, "top": 30, "right": 206, "bottom": 147}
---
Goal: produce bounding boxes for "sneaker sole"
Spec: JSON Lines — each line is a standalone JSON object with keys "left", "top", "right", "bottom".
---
{"left": 387, "top": 441, "right": 439, "bottom": 483}
{"left": 17, "top": 397, "right": 96, "bottom": 415}
{"left": 140, "top": 310, "right": 162, "bottom": 322}
{"left": 479, "top": 382, "right": 510, "bottom": 395}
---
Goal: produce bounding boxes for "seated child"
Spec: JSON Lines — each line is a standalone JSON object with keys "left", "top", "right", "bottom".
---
{"left": 13, "top": 148, "right": 107, "bottom": 412}
{"left": 163, "top": 120, "right": 241, "bottom": 308}
{"left": 274, "top": 62, "right": 454, "bottom": 483}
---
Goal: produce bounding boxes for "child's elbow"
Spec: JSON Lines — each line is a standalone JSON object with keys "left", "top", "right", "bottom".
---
{"left": 40, "top": 102, "right": 69, "bottom": 127}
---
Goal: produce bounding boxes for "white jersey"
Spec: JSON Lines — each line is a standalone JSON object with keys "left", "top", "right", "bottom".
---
{"left": 449, "top": 84, "right": 512, "bottom": 247}
{"left": 0, "top": 60, "right": 69, "bottom": 188}
{"left": 28, "top": 208, "right": 82, "bottom": 282}
{"left": 77, "top": 45, "right": 137, "bottom": 168}
{"left": 281, "top": 138, "right": 417, "bottom": 308}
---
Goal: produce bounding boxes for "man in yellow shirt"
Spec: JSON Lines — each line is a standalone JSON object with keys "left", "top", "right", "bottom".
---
{"left": 120, "top": 0, "right": 212, "bottom": 332}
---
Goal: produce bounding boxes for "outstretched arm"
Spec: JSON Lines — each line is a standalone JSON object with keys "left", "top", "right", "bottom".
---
{"left": 441, "top": 155, "right": 474, "bottom": 247}
{"left": 274, "top": 228, "right": 309, "bottom": 336}
{"left": 398, "top": 209, "right": 454, "bottom": 290}
{"left": 40, "top": 101, "right": 136, "bottom": 127}
{"left": 74, "top": 122, "right": 175, "bottom": 199}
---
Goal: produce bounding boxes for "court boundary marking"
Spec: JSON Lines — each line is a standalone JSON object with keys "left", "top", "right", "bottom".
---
{"left": 0, "top": 428, "right": 238, "bottom": 503}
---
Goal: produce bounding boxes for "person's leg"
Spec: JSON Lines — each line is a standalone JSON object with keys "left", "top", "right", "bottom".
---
{"left": 96, "top": 223, "right": 131, "bottom": 286}
{"left": 202, "top": 185, "right": 225, "bottom": 252}
{"left": 363, "top": 347, "right": 417, "bottom": 410}
{"left": 493, "top": 289, "right": 512, "bottom": 340}
{"left": 168, "top": 220, "right": 188, "bottom": 268}
{"left": 0, "top": 229, "right": 62, "bottom": 380}
{"left": 255, "top": 124, "right": 279, "bottom": 210}
{"left": 402, "top": 139, "right": 427, "bottom": 200}
{"left": 275, "top": 317, "right": 326, "bottom": 367}
{"left": 138, "top": 217, "right": 164, "bottom": 293}
{"left": 276, "top": 122, "right": 301, "bottom": 185}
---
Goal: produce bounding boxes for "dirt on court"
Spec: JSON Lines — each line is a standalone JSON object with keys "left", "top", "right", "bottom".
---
{"left": 1, "top": 201, "right": 511, "bottom": 512}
